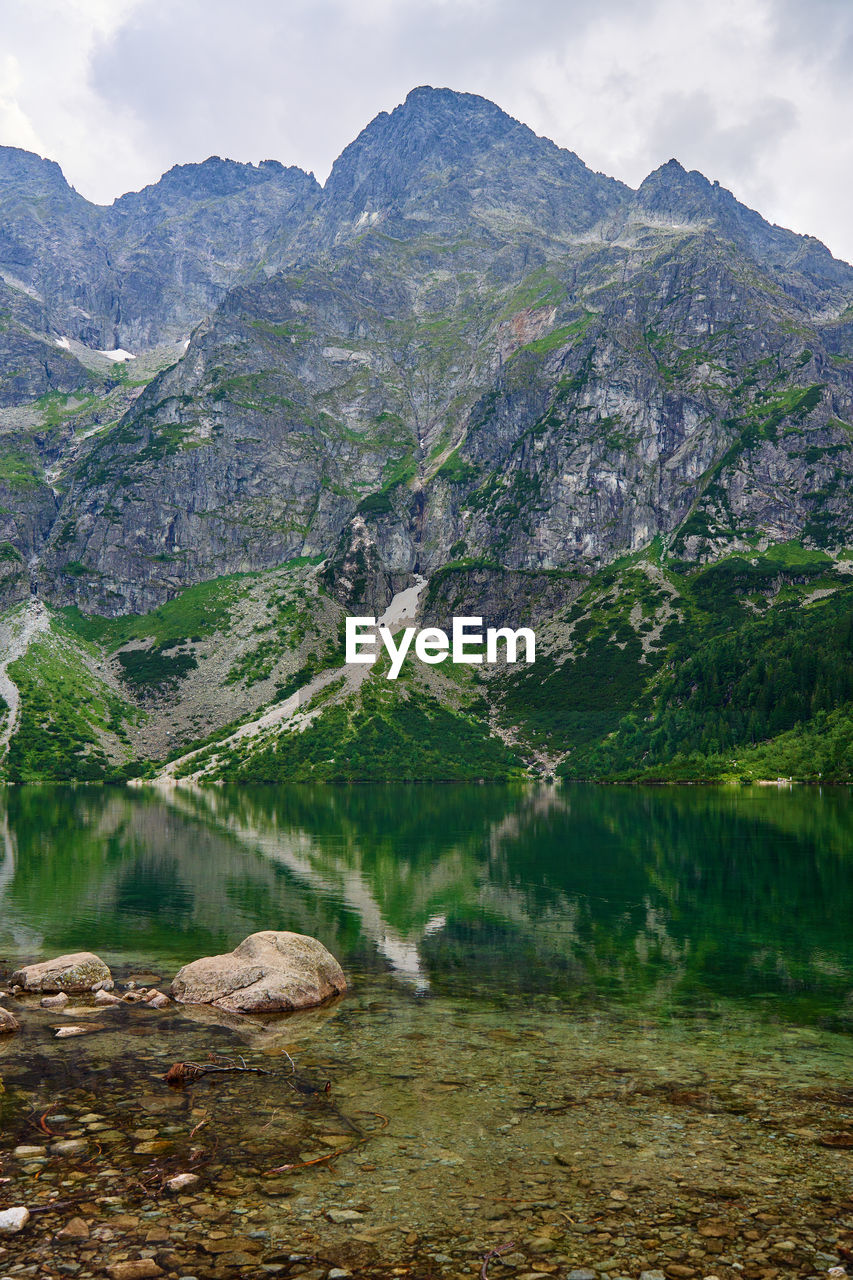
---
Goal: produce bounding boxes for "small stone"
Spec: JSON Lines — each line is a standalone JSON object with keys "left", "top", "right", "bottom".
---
{"left": 41, "top": 992, "right": 70, "bottom": 1008}
{"left": 0, "top": 1207, "right": 30, "bottom": 1234}
{"left": 54, "top": 1024, "right": 105, "bottom": 1038}
{"left": 325, "top": 1209, "right": 363, "bottom": 1224}
{"left": 146, "top": 993, "right": 171, "bottom": 1009}
{"left": 0, "top": 1007, "right": 20, "bottom": 1034}
{"left": 0, "top": 1203, "right": 29, "bottom": 1233}
{"left": 166, "top": 1173, "right": 200, "bottom": 1192}
{"left": 57, "top": 1217, "right": 90, "bottom": 1240}
{"left": 51, "top": 1139, "right": 88, "bottom": 1155}
{"left": 12, "top": 1145, "right": 45, "bottom": 1159}
{"left": 108, "top": 1263, "right": 164, "bottom": 1280}
{"left": 640, "top": 1272, "right": 667, "bottom": 1280}
{"left": 328, "top": 1271, "right": 352, "bottom": 1279}
{"left": 94, "top": 989, "right": 122, "bottom": 1005}
{"left": 567, "top": 1272, "right": 597, "bottom": 1280}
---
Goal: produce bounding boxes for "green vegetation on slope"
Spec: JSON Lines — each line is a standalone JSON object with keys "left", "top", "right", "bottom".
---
{"left": 60, "top": 574, "right": 246, "bottom": 651}
{"left": 4, "top": 633, "right": 142, "bottom": 783}
{"left": 209, "top": 683, "right": 523, "bottom": 783}
{"left": 541, "top": 547, "right": 853, "bottom": 782}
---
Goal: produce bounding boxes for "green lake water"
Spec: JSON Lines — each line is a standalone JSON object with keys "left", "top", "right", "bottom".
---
{"left": 0, "top": 783, "right": 850, "bottom": 1280}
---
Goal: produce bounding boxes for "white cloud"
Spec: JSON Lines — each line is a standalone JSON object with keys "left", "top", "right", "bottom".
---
{"left": 0, "top": 0, "right": 851, "bottom": 260}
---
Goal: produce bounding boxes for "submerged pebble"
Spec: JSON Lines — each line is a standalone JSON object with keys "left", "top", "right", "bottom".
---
{"left": 0, "top": 1207, "right": 30, "bottom": 1234}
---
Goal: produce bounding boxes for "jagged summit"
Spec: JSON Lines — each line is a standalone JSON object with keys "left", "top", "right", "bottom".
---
{"left": 0, "top": 144, "right": 74, "bottom": 189}
{"left": 321, "top": 83, "right": 629, "bottom": 237}
{"left": 633, "top": 155, "right": 852, "bottom": 285}
{"left": 112, "top": 155, "right": 318, "bottom": 211}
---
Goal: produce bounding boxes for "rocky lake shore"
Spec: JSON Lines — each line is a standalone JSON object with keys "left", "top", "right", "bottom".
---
{"left": 0, "top": 948, "right": 850, "bottom": 1280}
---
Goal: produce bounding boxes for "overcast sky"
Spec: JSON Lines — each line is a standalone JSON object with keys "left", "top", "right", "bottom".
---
{"left": 1, "top": 0, "right": 851, "bottom": 261}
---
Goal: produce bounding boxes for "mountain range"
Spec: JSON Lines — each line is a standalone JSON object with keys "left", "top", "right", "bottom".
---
{"left": 1, "top": 85, "right": 853, "bottom": 785}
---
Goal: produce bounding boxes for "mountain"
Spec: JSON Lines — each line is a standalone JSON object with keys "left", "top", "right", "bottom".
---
{"left": 1, "top": 86, "right": 853, "bottom": 784}
{"left": 0, "top": 144, "right": 319, "bottom": 352}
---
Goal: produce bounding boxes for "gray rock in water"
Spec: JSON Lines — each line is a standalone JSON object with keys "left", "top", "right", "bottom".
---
{"left": 166, "top": 1172, "right": 200, "bottom": 1192}
{"left": 94, "top": 989, "right": 123, "bottom": 1005}
{"left": 11, "top": 952, "right": 113, "bottom": 993}
{"left": 170, "top": 930, "right": 346, "bottom": 1013}
{"left": 0, "top": 1006, "right": 20, "bottom": 1033}
{"left": 0, "top": 1206, "right": 30, "bottom": 1234}
{"left": 41, "top": 992, "right": 70, "bottom": 1008}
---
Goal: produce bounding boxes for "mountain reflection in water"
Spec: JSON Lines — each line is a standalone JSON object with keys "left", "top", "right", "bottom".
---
{"left": 0, "top": 782, "right": 850, "bottom": 1028}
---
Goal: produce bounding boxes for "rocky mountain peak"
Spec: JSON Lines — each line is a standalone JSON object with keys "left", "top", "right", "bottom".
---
{"left": 321, "top": 84, "right": 628, "bottom": 239}
{"left": 633, "top": 157, "right": 853, "bottom": 289}
{"left": 111, "top": 155, "right": 318, "bottom": 215}
{"left": 0, "top": 145, "right": 92, "bottom": 225}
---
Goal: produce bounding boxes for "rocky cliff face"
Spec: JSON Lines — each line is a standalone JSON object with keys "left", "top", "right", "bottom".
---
{"left": 0, "top": 86, "right": 851, "bottom": 621}
{"left": 0, "top": 145, "right": 319, "bottom": 354}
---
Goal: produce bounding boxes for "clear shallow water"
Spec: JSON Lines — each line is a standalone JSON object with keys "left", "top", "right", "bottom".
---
{"left": 0, "top": 783, "right": 850, "bottom": 1280}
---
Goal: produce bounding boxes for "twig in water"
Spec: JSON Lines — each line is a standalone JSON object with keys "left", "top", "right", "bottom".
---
{"left": 38, "top": 1110, "right": 57, "bottom": 1136}
{"left": 355, "top": 1110, "right": 389, "bottom": 1130}
{"left": 481, "top": 1240, "right": 516, "bottom": 1280}
{"left": 164, "top": 1060, "right": 271, "bottom": 1086}
{"left": 265, "top": 1141, "right": 362, "bottom": 1175}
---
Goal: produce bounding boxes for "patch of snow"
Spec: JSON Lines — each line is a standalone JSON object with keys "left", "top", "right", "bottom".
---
{"left": 378, "top": 575, "right": 427, "bottom": 630}
{"left": 99, "top": 348, "right": 136, "bottom": 363}
{"left": 54, "top": 336, "right": 71, "bottom": 351}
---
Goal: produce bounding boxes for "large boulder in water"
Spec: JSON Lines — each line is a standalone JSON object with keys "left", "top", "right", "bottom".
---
{"left": 170, "top": 931, "right": 347, "bottom": 1014}
{"left": 10, "top": 952, "right": 113, "bottom": 993}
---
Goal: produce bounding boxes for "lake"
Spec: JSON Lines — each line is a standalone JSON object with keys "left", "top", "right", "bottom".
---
{"left": 0, "top": 783, "right": 850, "bottom": 1279}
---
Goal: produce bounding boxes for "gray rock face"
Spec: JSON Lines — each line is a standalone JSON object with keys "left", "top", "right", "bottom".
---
{"left": 10, "top": 952, "right": 113, "bottom": 992}
{"left": 0, "top": 1006, "right": 20, "bottom": 1033}
{"left": 318, "top": 85, "right": 629, "bottom": 244}
{"left": 0, "top": 146, "right": 319, "bottom": 353}
{"left": 170, "top": 930, "right": 346, "bottom": 1013}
